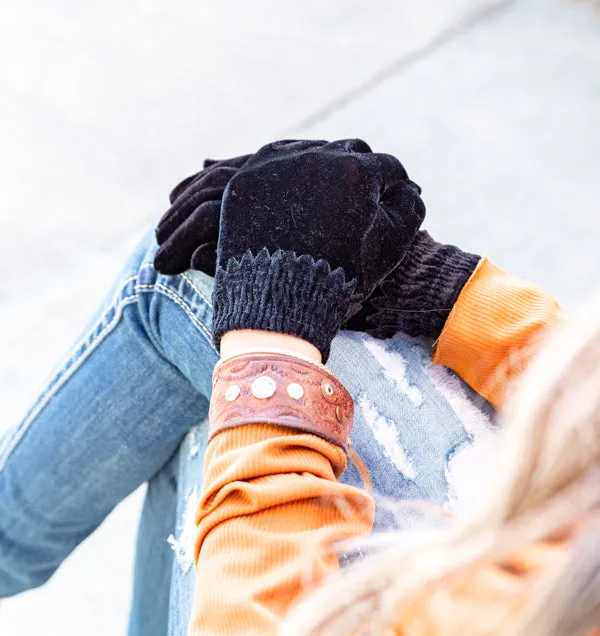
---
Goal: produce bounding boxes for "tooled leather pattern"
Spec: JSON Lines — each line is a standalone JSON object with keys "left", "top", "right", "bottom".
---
{"left": 210, "top": 354, "right": 354, "bottom": 453}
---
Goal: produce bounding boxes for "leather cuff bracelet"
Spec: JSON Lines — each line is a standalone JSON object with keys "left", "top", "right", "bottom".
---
{"left": 209, "top": 353, "right": 354, "bottom": 454}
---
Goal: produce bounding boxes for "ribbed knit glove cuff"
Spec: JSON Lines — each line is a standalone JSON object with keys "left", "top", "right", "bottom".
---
{"left": 212, "top": 249, "right": 356, "bottom": 361}
{"left": 368, "top": 231, "right": 480, "bottom": 340}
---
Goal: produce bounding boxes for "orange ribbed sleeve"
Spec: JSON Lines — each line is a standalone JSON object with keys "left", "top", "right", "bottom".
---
{"left": 188, "top": 259, "right": 560, "bottom": 634}
{"left": 188, "top": 423, "right": 375, "bottom": 635}
{"left": 433, "top": 258, "right": 562, "bottom": 409}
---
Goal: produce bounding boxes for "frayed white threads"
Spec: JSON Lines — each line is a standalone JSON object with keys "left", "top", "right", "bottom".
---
{"left": 188, "top": 426, "right": 202, "bottom": 459}
{"left": 426, "top": 362, "right": 498, "bottom": 515}
{"left": 359, "top": 395, "right": 417, "bottom": 480}
{"left": 363, "top": 337, "right": 423, "bottom": 406}
{"left": 167, "top": 488, "right": 199, "bottom": 573}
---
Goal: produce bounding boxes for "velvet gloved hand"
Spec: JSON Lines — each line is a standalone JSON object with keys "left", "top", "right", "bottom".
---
{"left": 154, "top": 146, "right": 479, "bottom": 345}
{"left": 154, "top": 153, "right": 251, "bottom": 275}
{"left": 210, "top": 139, "right": 425, "bottom": 360}
{"left": 347, "top": 230, "right": 481, "bottom": 340}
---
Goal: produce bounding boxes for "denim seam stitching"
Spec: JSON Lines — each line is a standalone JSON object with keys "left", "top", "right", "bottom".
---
{"left": 56, "top": 272, "right": 140, "bottom": 364}
{"left": 1, "top": 275, "right": 216, "bottom": 470}
{"left": 181, "top": 273, "right": 213, "bottom": 310}
{"left": 0, "top": 294, "right": 139, "bottom": 471}
{"left": 135, "top": 283, "right": 216, "bottom": 351}
{"left": 136, "top": 262, "right": 158, "bottom": 277}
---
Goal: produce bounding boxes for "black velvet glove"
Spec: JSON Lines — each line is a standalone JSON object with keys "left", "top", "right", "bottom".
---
{"left": 347, "top": 230, "right": 481, "bottom": 340}
{"left": 211, "top": 139, "right": 426, "bottom": 360}
{"left": 153, "top": 151, "right": 477, "bottom": 345}
{"left": 154, "top": 153, "right": 251, "bottom": 275}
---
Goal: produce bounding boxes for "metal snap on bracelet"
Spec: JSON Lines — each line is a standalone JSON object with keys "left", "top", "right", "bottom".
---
{"left": 321, "top": 380, "right": 335, "bottom": 399}
{"left": 225, "top": 385, "right": 241, "bottom": 401}
{"left": 251, "top": 376, "right": 277, "bottom": 399}
{"left": 287, "top": 383, "right": 304, "bottom": 400}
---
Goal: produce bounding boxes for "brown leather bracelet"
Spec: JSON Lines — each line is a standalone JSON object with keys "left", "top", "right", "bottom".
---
{"left": 209, "top": 353, "right": 354, "bottom": 454}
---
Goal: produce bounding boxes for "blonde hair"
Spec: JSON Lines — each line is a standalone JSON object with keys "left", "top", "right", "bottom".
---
{"left": 282, "top": 298, "right": 600, "bottom": 636}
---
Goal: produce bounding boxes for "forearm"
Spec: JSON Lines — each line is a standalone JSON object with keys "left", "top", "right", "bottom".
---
{"left": 364, "top": 231, "right": 561, "bottom": 409}
{"left": 182, "top": 140, "right": 423, "bottom": 634}
{"left": 189, "top": 332, "right": 374, "bottom": 635}
{"left": 433, "top": 258, "right": 562, "bottom": 409}
{"left": 189, "top": 424, "right": 373, "bottom": 635}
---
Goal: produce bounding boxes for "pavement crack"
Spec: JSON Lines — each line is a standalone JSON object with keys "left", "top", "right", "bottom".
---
{"left": 284, "top": 0, "right": 520, "bottom": 133}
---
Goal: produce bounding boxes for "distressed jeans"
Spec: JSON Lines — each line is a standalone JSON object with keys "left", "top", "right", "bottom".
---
{"left": 0, "top": 231, "right": 495, "bottom": 635}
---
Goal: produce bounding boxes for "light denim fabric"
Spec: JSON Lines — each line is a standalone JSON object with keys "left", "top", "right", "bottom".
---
{"left": 0, "top": 231, "right": 494, "bottom": 635}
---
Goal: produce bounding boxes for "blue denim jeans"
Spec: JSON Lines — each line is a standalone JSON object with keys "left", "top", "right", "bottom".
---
{"left": 0, "top": 232, "right": 494, "bottom": 635}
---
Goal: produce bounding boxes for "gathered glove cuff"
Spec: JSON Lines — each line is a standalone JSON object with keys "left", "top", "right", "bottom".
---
{"left": 367, "top": 231, "right": 480, "bottom": 340}
{"left": 212, "top": 248, "right": 356, "bottom": 361}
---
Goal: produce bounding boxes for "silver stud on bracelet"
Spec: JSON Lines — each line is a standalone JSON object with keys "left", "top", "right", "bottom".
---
{"left": 252, "top": 376, "right": 277, "bottom": 399}
{"left": 287, "top": 383, "right": 304, "bottom": 400}
{"left": 225, "top": 385, "right": 241, "bottom": 402}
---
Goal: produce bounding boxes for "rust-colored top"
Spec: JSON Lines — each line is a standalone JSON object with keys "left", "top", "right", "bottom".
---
{"left": 189, "top": 258, "right": 563, "bottom": 635}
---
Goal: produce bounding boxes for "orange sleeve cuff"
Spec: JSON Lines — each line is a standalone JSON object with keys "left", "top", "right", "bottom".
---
{"left": 432, "top": 258, "right": 561, "bottom": 409}
{"left": 190, "top": 424, "right": 374, "bottom": 635}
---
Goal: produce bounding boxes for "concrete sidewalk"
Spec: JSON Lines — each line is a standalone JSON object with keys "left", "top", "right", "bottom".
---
{"left": 1, "top": 0, "right": 599, "bottom": 633}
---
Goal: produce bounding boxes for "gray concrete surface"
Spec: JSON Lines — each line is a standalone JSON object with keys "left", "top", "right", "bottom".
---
{"left": 0, "top": 0, "right": 599, "bottom": 633}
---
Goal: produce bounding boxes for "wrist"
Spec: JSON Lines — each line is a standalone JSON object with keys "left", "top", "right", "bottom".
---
{"left": 220, "top": 330, "right": 322, "bottom": 363}
{"left": 368, "top": 231, "right": 480, "bottom": 340}
{"left": 212, "top": 248, "right": 355, "bottom": 362}
{"left": 210, "top": 351, "right": 354, "bottom": 461}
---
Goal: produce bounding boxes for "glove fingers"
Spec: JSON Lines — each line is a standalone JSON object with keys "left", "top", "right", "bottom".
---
{"left": 154, "top": 200, "right": 221, "bottom": 274}
{"left": 371, "top": 153, "right": 410, "bottom": 191}
{"left": 248, "top": 140, "right": 328, "bottom": 166}
{"left": 173, "top": 165, "right": 237, "bottom": 208}
{"left": 156, "top": 184, "right": 228, "bottom": 246}
{"left": 202, "top": 153, "right": 252, "bottom": 170}
{"left": 379, "top": 178, "right": 426, "bottom": 233}
{"left": 169, "top": 157, "right": 249, "bottom": 203}
{"left": 169, "top": 172, "right": 203, "bottom": 204}
{"left": 190, "top": 242, "right": 218, "bottom": 276}
{"left": 356, "top": 180, "right": 425, "bottom": 297}
{"left": 322, "top": 138, "right": 372, "bottom": 154}
{"left": 157, "top": 168, "right": 236, "bottom": 245}
{"left": 242, "top": 140, "right": 330, "bottom": 172}
{"left": 407, "top": 178, "right": 422, "bottom": 195}
{"left": 268, "top": 139, "right": 328, "bottom": 152}
{"left": 169, "top": 169, "right": 219, "bottom": 206}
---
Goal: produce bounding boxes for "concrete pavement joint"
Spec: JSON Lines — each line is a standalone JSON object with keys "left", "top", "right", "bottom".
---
{"left": 285, "top": 0, "right": 520, "bottom": 133}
